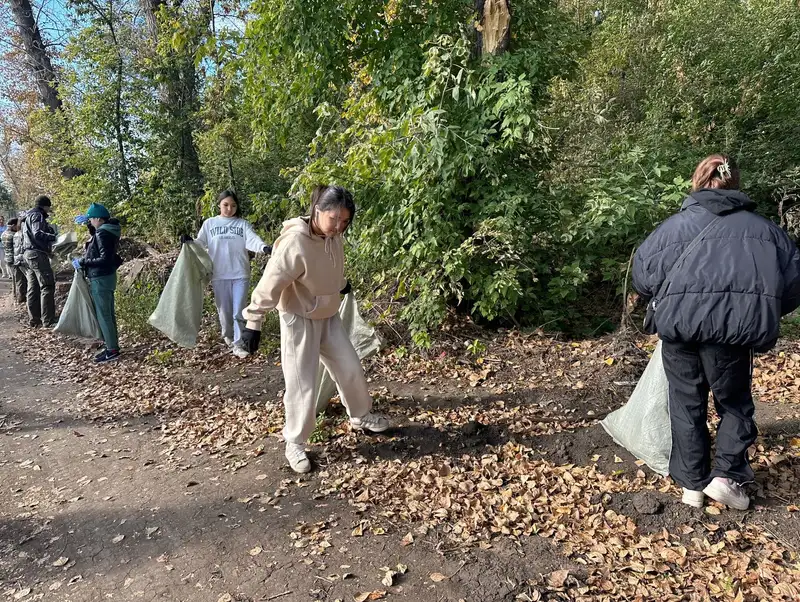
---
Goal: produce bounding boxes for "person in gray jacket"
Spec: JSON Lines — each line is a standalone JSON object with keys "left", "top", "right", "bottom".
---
{"left": 1, "top": 218, "right": 25, "bottom": 303}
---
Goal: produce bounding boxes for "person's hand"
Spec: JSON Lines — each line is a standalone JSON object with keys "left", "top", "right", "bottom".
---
{"left": 74, "top": 215, "right": 89, "bottom": 225}
{"left": 262, "top": 245, "right": 272, "bottom": 255}
{"left": 340, "top": 280, "right": 352, "bottom": 295}
{"left": 179, "top": 234, "right": 193, "bottom": 245}
{"left": 71, "top": 258, "right": 81, "bottom": 270}
{"left": 240, "top": 328, "right": 261, "bottom": 354}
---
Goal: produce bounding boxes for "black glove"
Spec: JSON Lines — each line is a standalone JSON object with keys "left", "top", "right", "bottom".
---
{"left": 262, "top": 245, "right": 272, "bottom": 255}
{"left": 179, "top": 234, "right": 193, "bottom": 245}
{"left": 340, "top": 280, "right": 352, "bottom": 295}
{"left": 240, "top": 328, "right": 262, "bottom": 354}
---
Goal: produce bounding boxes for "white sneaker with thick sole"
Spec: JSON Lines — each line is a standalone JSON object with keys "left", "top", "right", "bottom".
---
{"left": 703, "top": 477, "right": 749, "bottom": 510}
{"left": 681, "top": 489, "right": 704, "bottom": 508}
{"left": 285, "top": 443, "right": 311, "bottom": 473}
{"left": 232, "top": 344, "right": 250, "bottom": 359}
{"left": 350, "top": 413, "right": 391, "bottom": 433}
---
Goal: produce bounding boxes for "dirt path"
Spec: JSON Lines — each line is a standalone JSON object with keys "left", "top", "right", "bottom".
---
{"left": 0, "top": 286, "right": 574, "bottom": 602}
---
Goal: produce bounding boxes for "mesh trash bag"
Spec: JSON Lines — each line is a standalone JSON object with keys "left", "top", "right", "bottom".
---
{"left": 600, "top": 340, "right": 671, "bottom": 476}
{"left": 54, "top": 271, "right": 103, "bottom": 340}
{"left": 148, "top": 242, "right": 213, "bottom": 348}
{"left": 314, "top": 293, "right": 383, "bottom": 413}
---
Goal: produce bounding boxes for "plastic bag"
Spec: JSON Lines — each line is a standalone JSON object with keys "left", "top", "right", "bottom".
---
{"left": 600, "top": 340, "right": 671, "bottom": 476}
{"left": 54, "top": 270, "right": 103, "bottom": 340}
{"left": 53, "top": 231, "right": 78, "bottom": 256}
{"left": 148, "top": 242, "right": 213, "bottom": 348}
{"left": 315, "top": 293, "right": 382, "bottom": 413}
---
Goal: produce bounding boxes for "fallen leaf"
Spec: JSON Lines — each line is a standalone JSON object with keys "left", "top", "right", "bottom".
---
{"left": 52, "top": 556, "right": 69, "bottom": 567}
{"left": 255, "top": 474, "right": 268, "bottom": 480}
{"left": 218, "top": 595, "right": 233, "bottom": 602}
{"left": 13, "top": 588, "right": 31, "bottom": 600}
{"left": 112, "top": 534, "right": 125, "bottom": 543}
{"left": 145, "top": 527, "right": 159, "bottom": 538}
{"left": 396, "top": 563, "right": 408, "bottom": 574}
{"left": 400, "top": 532, "right": 414, "bottom": 546}
{"left": 381, "top": 570, "right": 396, "bottom": 587}
{"left": 705, "top": 506, "right": 721, "bottom": 516}
{"left": 249, "top": 546, "right": 263, "bottom": 556}
{"left": 547, "top": 569, "right": 569, "bottom": 588}
{"left": 430, "top": 572, "right": 448, "bottom": 582}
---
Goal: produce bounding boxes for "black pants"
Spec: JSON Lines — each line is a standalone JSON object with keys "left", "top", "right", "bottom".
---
{"left": 661, "top": 342, "right": 757, "bottom": 491}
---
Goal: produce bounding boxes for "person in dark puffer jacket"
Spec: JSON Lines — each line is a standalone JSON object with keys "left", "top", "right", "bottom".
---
{"left": 633, "top": 154, "right": 800, "bottom": 511}
{"left": 74, "top": 203, "right": 123, "bottom": 363}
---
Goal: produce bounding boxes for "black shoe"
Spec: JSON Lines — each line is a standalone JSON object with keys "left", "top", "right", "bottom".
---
{"left": 94, "top": 349, "right": 107, "bottom": 362}
{"left": 95, "top": 349, "right": 121, "bottom": 364}
{"left": 29, "top": 322, "right": 42, "bottom": 328}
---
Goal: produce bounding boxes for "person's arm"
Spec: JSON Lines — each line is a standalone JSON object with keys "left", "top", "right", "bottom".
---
{"left": 243, "top": 221, "right": 269, "bottom": 254}
{"left": 242, "top": 239, "right": 304, "bottom": 331}
{"left": 194, "top": 220, "right": 209, "bottom": 248}
{"left": 781, "top": 243, "right": 800, "bottom": 316}
{"left": 631, "top": 229, "right": 666, "bottom": 302}
{"left": 30, "top": 214, "right": 57, "bottom": 248}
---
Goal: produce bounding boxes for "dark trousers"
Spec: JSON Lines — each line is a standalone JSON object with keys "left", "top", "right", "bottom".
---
{"left": 661, "top": 341, "right": 757, "bottom": 491}
{"left": 23, "top": 250, "right": 56, "bottom": 326}
{"left": 10, "top": 263, "right": 27, "bottom": 303}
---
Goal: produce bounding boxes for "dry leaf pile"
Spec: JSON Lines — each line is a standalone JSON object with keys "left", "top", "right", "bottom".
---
{"left": 318, "top": 441, "right": 800, "bottom": 600}
{"left": 754, "top": 344, "right": 800, "bottom": 407}
{"left": 11, "top": 308, "right": 800, "bottom": 601}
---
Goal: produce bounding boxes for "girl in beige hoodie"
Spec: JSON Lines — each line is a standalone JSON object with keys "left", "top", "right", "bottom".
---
{"left": 240, "top": 186, "right": 390, "bottom": 473}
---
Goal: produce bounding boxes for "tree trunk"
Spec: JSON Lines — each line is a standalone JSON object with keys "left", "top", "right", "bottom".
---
{"left": 475, "top": 0, "right": 511, "bottom": 57}
{"left": 9, "top": 0, "right": 83, "bottom": 178}
{"left": 139, "top": 0, "right": 206, "bottom": 198}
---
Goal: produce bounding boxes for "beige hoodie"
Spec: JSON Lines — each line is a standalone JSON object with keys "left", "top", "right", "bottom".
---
{"left": 242, "top": 217, "right": 346, "bottom": 330}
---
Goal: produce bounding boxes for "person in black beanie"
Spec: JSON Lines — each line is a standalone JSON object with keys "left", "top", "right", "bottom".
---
{"left": 22, "top": 195, "right": 57, "bottom": 327}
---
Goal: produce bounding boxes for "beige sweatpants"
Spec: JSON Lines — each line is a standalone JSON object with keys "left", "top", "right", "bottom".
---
{"left": 280, "top": 311, "right": 373, "bottom": 444}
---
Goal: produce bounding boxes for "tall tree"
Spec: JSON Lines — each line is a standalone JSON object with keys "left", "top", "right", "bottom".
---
{"left": 8, "top": 0, "right": 83, "bottom": 178}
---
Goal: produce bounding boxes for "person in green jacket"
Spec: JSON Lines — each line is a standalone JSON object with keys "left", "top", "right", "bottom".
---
{"left": 74, "top": 203, "right": 123, "bottom": 363}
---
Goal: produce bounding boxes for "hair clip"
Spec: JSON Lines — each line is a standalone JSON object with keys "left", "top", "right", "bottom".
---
{"left": 717, "top": 161, "right": 731, "bottom": 179}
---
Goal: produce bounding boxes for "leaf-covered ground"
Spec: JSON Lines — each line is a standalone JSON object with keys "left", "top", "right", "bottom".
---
{"left": 2, "top": 295, "right": 799, "bottom": 601}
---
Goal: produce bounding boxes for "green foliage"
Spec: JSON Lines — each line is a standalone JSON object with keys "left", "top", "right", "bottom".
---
{"left": 466, "top": 339, "right": 486, "bottom": 357}
{"left": 115, "top": 277, "right": 162, "bottom": 339}
{"left": 6, "top": 0, "right": 799, "bottom": 339}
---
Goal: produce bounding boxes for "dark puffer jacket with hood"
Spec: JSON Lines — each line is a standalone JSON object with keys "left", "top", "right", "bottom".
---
{"left": 633, "top": 188, "right": 800, "bottom": 352}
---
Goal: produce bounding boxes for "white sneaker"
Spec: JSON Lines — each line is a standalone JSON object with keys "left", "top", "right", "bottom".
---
{"left": 681, "top": 489, "right": 704, "bottom": 508}
{"left": 232, "top": 344, "right": 250, "bottom": 359}
{"left": 350, "top": 413, "right": 391, "bottom": 433}
{"left": 703, "top": 477, "right": 750, "bottom": 511}
{"left": 224, "top": 337, "right": 234, "bottom": 348}
{"left": 285, "top": 443, "right": 311, "bottom": 473}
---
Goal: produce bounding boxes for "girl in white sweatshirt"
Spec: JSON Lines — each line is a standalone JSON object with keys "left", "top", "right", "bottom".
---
{"left": 239, "top": 185, "right": 390, "bottom": 473}
{"left": 195, "top": 190, "right": 270, "bottom": 358}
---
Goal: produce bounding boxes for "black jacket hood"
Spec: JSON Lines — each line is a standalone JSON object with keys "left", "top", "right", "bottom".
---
{"left": 682, "top": 188, "right": 756, "bottom": 216}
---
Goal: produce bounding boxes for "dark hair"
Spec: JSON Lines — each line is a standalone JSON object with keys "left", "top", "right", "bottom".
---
{"left": 8, "top": 218, "right": 18, "bottom": 227}
{"left": 217, "top": 189, "right": 241, "bottom": 217}
{"left": 309, "top": 185, "right": 356, "bottom": 232}
{"left": 691, "top": 154, "right": 740, "bottom": 192}
{"left": 35, "top": 195, "right": 52, "bottom": 208}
